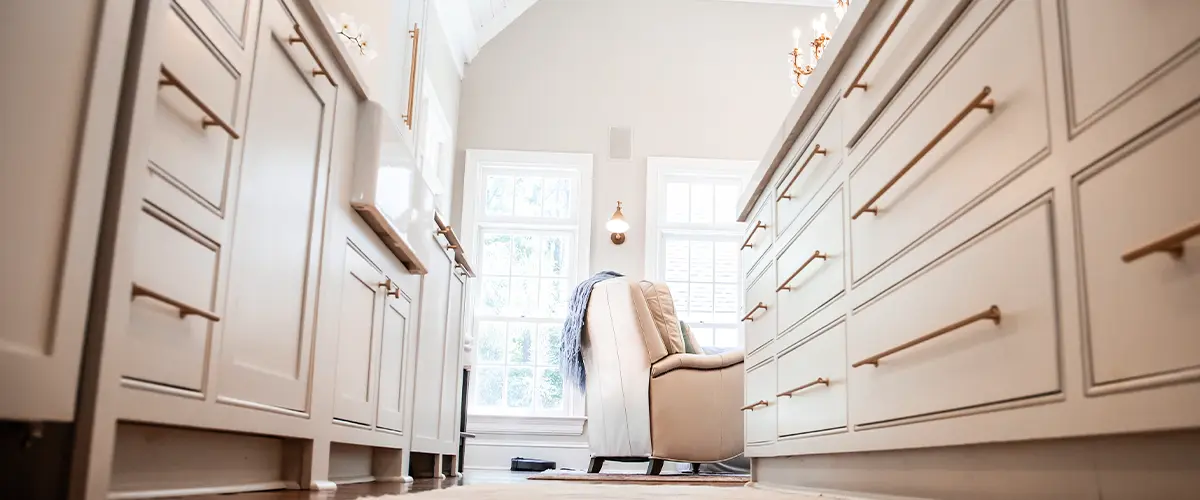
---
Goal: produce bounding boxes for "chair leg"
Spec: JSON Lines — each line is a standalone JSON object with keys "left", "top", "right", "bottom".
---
{"left": 588, "top": 457, "right": 604, "bottom": 474}
{"left": 690, "top": 463, "right": 702, "bottom": 475}
{"left": 646, "top": 459, "right": 664, "bottom": 475}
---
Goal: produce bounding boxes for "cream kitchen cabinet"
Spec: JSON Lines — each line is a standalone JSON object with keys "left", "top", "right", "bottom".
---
{"left": 332, "top": 244, "right": 389, "bottom": 425}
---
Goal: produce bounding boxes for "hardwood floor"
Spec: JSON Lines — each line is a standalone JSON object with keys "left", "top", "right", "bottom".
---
{"left": 175, "top": 471, "right": 533, "bottom": 499}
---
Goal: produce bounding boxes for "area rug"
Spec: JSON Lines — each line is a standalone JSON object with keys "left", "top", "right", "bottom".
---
{"left": 368, "top": 483, "right": 848, "bottom": 499}
{"left": 528, "top": 472, "right": 750, "bottom": 485}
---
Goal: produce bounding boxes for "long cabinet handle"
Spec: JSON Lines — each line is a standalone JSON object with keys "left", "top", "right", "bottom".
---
{"left": 843, "top": 0, "right": 915, "bottom": 98}
{"left": 402, "top": 24, "right": 421, "bottom": 129}
{"left": 775, "top": 377, "right": 829, "bottom": 398}
{"left": 131, "top": 283, "right": 221, "bottom": 322}
{"left": 851, "top": 86, "right": 995, "bottom": 220}
{"left": 741, "top": 302, "right": 768, "bottom": 322}
{"left": 852, "top": 305, "right": 1001, "bottom": 368}
{"left": 741, "top": 221, "right": 768, "bottom": 249}
{"left": 777, "top": 145, "right": 829, "bottom": 202}
{"left": 1121, "top": 219, "right": 1200, "bottom": 263}
{"left": 740, "top": 400, "right": 769, "bottom": 411}
{"left": 158, "top": 66, "right": 240, "bottom": 139}
{"left": 288, "top": 24, "right": 337, "bottom": 87}
{"left": 777, "top": 250, "right": 828, "bottom": 292}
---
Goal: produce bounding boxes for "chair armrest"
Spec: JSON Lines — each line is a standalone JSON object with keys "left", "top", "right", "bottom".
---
{"left": 650, "top": 350, "right": 744, "bottom": 377}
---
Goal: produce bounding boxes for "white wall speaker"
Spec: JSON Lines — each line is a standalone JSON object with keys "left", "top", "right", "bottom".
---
{"left": 608, "top": 126, "right": 633, "bottom": 161}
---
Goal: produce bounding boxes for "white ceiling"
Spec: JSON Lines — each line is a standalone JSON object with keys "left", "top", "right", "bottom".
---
{"left": 704, "top": 0, "right": 836, "bottom": 5}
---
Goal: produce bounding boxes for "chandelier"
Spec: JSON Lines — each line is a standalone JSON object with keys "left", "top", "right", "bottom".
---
{"left": 790, "top": 0, "right": 849, "bottom": 95}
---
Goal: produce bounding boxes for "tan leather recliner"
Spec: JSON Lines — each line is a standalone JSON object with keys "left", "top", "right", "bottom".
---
{"left": 581, "top": 278, "right": 744, "bottom": 474}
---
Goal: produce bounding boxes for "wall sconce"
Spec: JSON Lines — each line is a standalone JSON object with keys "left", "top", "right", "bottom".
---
{"left": 606, "top": 201, "right": 629, "bottom": 245}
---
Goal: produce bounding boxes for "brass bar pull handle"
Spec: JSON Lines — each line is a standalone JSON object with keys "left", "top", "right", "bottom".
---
{"left": 446, "top": 244, "right": 460, "bottom": 250}
{"left": 158, "top": 66, "right": 240, "bottom": 139}
{"left": 777, "top": 251, "right": 828, "bottom": 292}
{"left": 131, "top": 283, "right": 221, "bottom": 322}
{"left": 777, "top": 145, "right": 829, "bottom": 201}
{"left": 741, "top": 302, "right": 768, "bottom": 322}
{"left": 852, "top": 86, "right": 996, "bottom": 220}
{"left": 402, "top": 24, "right": 421, "bottom": 129}
{"left": 741, "top": 221, "right": 768, "bottom": 249}
{"left": 775, "top": 377, "right": 829, "bottom": 398}
{"left": 288, "top": 24, "right": 337, "bottom": 87}
{"left": 740, "top": 400, "right": 769, "bottom": 411}
{"left": 437, "top": 225, "right": 452, "bottom": 235}
{"left": 843, "top": 0, "right": 914, "bottom": 98}
{"left": 1121, "top": 219, "right": 1200, "bottom": 263}
{"left": 853, "top": 305, "right": 1001, "bottom": 368}
{"left": 378, "top": 279, "right": 401, "bottom": 298}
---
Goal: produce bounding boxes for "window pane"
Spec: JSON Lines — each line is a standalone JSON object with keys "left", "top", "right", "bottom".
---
{"left": 714, "top": 284, "right": 738, "bottom": 323}
{"left": 692, "top": 326, "right": 715, "bottom": 346}
{"left": 715, "top": 184, "right": 740, "bottom": 224}
{"left": 689, "top": 240, "right": 715, "bottom": 282}
{"left": 484, "top": 175, "right": 514, "bottom": 216}
{"left": 514, "top": 176, "right": 543, "bottom": 217}
{"left": 663, "top": 239, "right": 689, "bottom": 282}
{"left": 690, "top": 183, "right": 714, "bottom": 224}
{"left": 481, "top": 234, "right": 512, "bottom": 275}
{"left": 665, "top": 182, "right": 690, "bottom": 223}
{"left": 508, "top": 323, "right": 534, "bottom": 364}
{"left": 507, "top": 367, "right": 534, "bottom": 408}
{"left": 511, "top": 235, "right": 539, "bottom": 276}
{"left": 509, "top": 278, "right": 538, "bottom": 316}
{"left": 688, "top": 283, "right": 714, "bottom": 323}
{"left": 537, "top": 324, "right": 563, "bottom": 367}
{"left": 714, "top": 241, "right": 739, "bottom": 283}
{"left": 480, "top": 277, "right": 509, "bottom": 315}
{"left": 542, "top": 177, "right": 572, "bottom": 219}
{"left": 475, "top": 366, "right": 504, "bottom": 407}
{"left": 714, "top": 328, "right": 740, "bottom": 348}
{"left": 476, "top": 321, "right": 507, "bottom": 363}
{"left": 667, "top": 282, "right": 689, "bottom": 313}
{"left": 541, "top": 236, "right": 568, "bottom": 277}
{"left": 538, "top": 367, "right": 564, "bottom": 410}
{"left": 539, "top": 278, "right": 570, "bottom": 317}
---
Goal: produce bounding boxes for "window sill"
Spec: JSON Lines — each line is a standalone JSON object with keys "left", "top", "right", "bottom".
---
{"left": 465, "top": 414, "right": 588, "bottom": 436}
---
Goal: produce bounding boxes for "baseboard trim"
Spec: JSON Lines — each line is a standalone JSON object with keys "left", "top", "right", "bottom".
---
{"left": 108, "top": 481, "right": 290, "bottom": 499}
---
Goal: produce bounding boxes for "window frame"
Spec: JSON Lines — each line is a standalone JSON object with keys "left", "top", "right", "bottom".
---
{"left": 462, "top": 149, "right": 593, "bottom": 423}
{"left": 645, "top": 157, "right": 757, "bottom": 349}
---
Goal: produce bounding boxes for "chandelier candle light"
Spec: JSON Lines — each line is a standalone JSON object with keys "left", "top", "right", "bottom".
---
{"left": 789, "top": 0, "right": 849, "bottom": 94}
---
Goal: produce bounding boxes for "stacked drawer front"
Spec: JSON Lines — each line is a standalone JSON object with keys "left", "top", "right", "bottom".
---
{"left": 848, "top": 201, "right": 1059, "bottom": 425}
{"left": 1076, "top": 108, "right": 1200, "bottom": 388}
{"left": 775, "top": 105, "right": 841, "bottom": 239}
{"left": 776, "top": 190, "right": 844, "bottom": 333}
{"left": 741, "top": 199, "right": 775, "bottom": 278}
{"left": 777, "top": 322, "right": 847, "bottom": 437}
{"left": 849, "top": 0, "right": 1047, "bottom": 281}
{"left": 841, "top": 0, "right": 972, "bottom": 147}
{"left": 743, "top": 263, "right": 777, "bottom": 354}
{"left": 744, "top": 361, "right": 778, "bottom": 444}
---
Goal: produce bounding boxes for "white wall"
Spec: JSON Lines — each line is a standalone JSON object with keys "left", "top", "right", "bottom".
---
{"left": 454, "top": 0, "right": 831, "bottom": 469}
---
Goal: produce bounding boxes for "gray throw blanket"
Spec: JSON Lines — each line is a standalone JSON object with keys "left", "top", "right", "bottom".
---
{"left": 560, "top": 270, "right": 623, "bottom": 391}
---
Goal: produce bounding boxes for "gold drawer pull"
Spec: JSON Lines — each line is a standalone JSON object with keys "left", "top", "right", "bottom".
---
{"left": 402, "top": 24, "right": 421, "bottom": 129}
{"left": 852, "top": 305, "right": 1001, "bottom": 368}
{"left": 852, "top": 87, "right": 996, "bottom": 220}
{"left": 288, "top": 24, "right": 337, "bottom": 87}
{"left": 131, "top": 283, "right": 220, "bottom": 322}
{"left": 378, "top": 279, "right": 401, "bottom": 298}
{"left": 158, "top": 66, "right": 240, "bottom": 140}
{"left": 740, "top": 400, "right": 769, "bottom": 411}
{"left": 776, "top": 145, "right": 828, "bottom": 201}
{"left": 1121, "top": 219, "right": 1200, "bottom": 263}
{"left": 741, "top": 221, "right": 768, "bottom": 249}
{"left": 777, "top": 250, "right": 828, "bottom": 292}
{"left": 775, "top": 377, "right": 829, "bottom": 398}
{"left": 844, "top": 0, "right": 915, "bottom": 98}
{"left": 741, "top": 302, "right": 768, "bottom": 322}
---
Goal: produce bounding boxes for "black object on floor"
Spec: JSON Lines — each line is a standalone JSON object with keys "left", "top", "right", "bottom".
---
{"left": 511, "top": 457, "right": 557, "bottom": 472}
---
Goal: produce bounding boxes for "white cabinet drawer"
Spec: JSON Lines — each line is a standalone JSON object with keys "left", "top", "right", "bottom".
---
{"left": 203, "top": 0, "right": 250, "bottom": 41}
{"left": 849, "top": 0, "right": 1048, "bottom": 282}
{"left": 777, "top": 322, "right": 847, "bottom": 437}
{"left": 744, "top": 360, "right": 777, "bottom": 444}
{"left": 126, "top": 207, "right": 220, "bottom": 391}
{"left": 848, "top": 200, "right": 1059, "bottom": 425}
{"left": 743, "top": 264, "right": 777, "bottom": 355}
{"left": 776, "top": 190, "right": 845, "bottom": 334}
{"left": 841, "top": 0, "right": 972, "bottom": 147}
{"left": 1076, "top": 108, "right": 1200, "bottom": 388}
{"left": 775, "top": 105, "right": 841, "bottom": 239}
{"left": 741, "top": 199, "right": 774, "bottom": 278}
{"left": 149, "top": 5, "right": 241, "bottom": 213}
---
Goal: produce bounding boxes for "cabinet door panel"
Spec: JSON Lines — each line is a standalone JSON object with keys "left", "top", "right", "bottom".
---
{"left": 377, "top": 289, "right": 413, "bottom": 432}
{"left": 217, "top": 0, "right": 333, "bottom": 412}
{"left": 410, "top": 246, "right": 452, "bottom": 450}
{"left": 333, "top": 246, "right": 384, "bottom": 425}
{"left": 437, "top": 273, "right": 466, "bottom": 443}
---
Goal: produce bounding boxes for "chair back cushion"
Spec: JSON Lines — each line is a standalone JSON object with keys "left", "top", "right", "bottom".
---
{"left": 637, "top": 281, "right": 686, "bottom": 355}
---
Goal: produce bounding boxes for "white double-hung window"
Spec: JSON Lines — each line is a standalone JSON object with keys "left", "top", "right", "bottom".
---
{"left": 461, "top": 150, "right": 592, "bottom": 418}
{"left": 645, "top": 157, "right": 756, "bottom": 349}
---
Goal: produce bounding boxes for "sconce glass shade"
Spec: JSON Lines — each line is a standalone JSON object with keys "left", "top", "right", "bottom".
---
{"left": 606, "top": 202, "right": 630, "bottom": 233}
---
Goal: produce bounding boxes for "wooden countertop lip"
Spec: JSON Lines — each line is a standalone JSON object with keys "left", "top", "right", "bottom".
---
{"left": 434, "top": 212, "right": 477, "bottom": 278}
{"left": 736, "top": 0, "right": 886, "bottom": 222}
